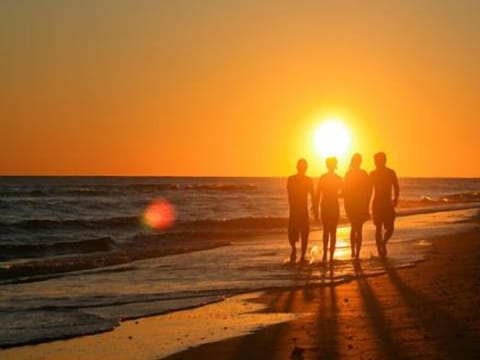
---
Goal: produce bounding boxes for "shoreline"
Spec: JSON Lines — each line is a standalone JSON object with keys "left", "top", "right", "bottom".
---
{"left": 0, "top": 292, "right": 302, "bottom": 359}
{"left": 1, "top": 210, "right": 479, "bottom": 359}
{"left": 166, "top": 211, "right": 480, "bottom": 359}
{"left": 2, "top": 202, "right": 479, "bottom": 285}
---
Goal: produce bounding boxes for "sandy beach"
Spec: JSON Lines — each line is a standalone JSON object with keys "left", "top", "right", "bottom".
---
{"left": 1, "top": 210, "right": 478, "bottom": 359}
{"left": 166, "top": 212, "right": 480, "bottom": 360}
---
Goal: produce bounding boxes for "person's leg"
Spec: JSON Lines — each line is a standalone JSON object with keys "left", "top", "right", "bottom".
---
{"left": 322, "top": 228, "right": 329, "bottom": 262}
{"left": 288, "top": 223, "right": 299, "bottom": 263}
{"left": 330, "top": 227, "right": 337, "bottom": 261}
{"left": 381, "top": 212, "right": 395, "bottom": 257}
{"left": 373, "top": 208, "right": 387, "bottom": 257}
{"left": 300, "top": 226, "right": 309, "bottom": 262}
{"left": 384, "top": 215, "right": 395, "bottom": 244}
{"left": 375, "top": 223, "right": 385, "bottom": 257}
{"left": 350, "top": 222, "right": 356, "bottom": 258}
{"left": 355, "top": 222, "right": 364, "bottom": 259}
{"left": 330, "top": 207, "right": 339, "bottom": 262}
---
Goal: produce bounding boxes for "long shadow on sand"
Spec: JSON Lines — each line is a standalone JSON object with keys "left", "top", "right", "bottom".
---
{"left": 381, "top": 258, "right": 480, "bottom": 359}
{"left": 353, "top": 261, "right": 405, "bottom": 358}
{"left": 165, "top": 254, "right": 480, "bottom": 360}
{"left": 227, "top": 263, "right": 340, "bottom": 359}
{"left": 304, "top": 262, "right": 340, "bottom": 359}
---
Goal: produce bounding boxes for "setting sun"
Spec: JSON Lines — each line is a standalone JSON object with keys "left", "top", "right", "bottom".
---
{"left": 313, "top": 119, "right": 352, "bottom": 158}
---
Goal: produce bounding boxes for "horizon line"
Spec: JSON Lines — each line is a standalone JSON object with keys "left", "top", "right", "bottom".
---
{"left": 1, "top": 175, "right": 479, "bottom": 179}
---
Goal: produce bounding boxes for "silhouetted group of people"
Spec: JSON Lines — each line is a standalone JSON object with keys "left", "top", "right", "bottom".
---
{"left": 287, "top": 152, "right": 399, "bottom": 264}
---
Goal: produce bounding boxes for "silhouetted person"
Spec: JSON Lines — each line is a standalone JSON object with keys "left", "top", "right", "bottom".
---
{"left": 315, "top": 157, "right": 343, "bottom": 262}
{"left": 370, "top": 152, "right": 399, "bottom": 257}
{"left": 344, "top": 153, "right": 371, "bottom": 260}
{"left": 287, "top": 158, "right": 315, "bottom": 263}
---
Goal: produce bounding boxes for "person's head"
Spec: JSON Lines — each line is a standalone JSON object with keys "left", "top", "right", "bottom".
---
{"left": 326, "top": 157, "right": 338, "bottom": 172}
{"left": 296, "top": 158, "right": 308, "bottom": 174}
{"left": 349, "top": 153, "right": 362, "bottom": 170}
{"left": 374, "top": 152, "right": 387, "bottom": 168}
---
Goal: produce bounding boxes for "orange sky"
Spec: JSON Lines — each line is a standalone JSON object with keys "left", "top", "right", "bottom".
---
{"left": 1, "top": 1, "right": 479, "bottom": 177}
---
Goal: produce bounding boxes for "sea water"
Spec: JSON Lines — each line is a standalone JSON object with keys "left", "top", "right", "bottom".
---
{"left": 0, "top": 177, "right": 479, "bottom": 347}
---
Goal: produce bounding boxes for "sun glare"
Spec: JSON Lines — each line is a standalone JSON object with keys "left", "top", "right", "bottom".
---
{"left": 313, "top": 119, "right": 352, "bottom": 158}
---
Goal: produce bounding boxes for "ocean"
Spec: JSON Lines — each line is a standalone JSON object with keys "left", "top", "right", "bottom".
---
{"left": 0, "top": 176, "right": 479, "bottom": 348}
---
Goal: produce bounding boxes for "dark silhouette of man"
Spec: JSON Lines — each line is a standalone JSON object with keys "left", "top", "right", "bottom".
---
{"left": 344, "top": 153, "right": 371, "bottom": 260}
{"left": 287, "top": 158, "right": 315, "bottom": 263}
{"left": 370, "top": 152, "right": 399, "bottom": 257}
{"left": 315, "top": 157, "right": 343, "bottom": 262}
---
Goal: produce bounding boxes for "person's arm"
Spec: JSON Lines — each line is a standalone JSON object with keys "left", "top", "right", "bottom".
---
{"left": 366, "top": 171, "right": 373, "bottom": 203}
{"left": 287, "top": 177, "right": 293, "bottom": 206}
{"left": 338, "top": 176, "right": 344, "bottom": 198}
{"left": 392, "top": 171, "right": 400, "bottom": 207}
{"left": 313, "top": 178, "right": 321, "bottom": 220}
{"left": 368, "top": 172, "right": 374, "bottom": 215}
{"left": 308, "top": 178, "right": 316, "bottom": 217}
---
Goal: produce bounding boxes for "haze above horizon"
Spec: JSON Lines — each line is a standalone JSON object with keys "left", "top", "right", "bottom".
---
{"left": 1, "top": 1, "right": 479, "bottom": 177}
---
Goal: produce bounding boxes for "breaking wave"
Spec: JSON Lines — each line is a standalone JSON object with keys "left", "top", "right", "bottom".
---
{"left": 0, "top": 237, "right": 117, "bottom": 261}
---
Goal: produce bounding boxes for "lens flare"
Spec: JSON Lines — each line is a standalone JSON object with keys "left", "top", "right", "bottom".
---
{"left": 143, "top": 198, "right": 176, "bottom": 230}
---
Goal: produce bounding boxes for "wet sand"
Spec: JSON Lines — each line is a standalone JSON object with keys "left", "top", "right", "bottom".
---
{"left": 166, "top": 213, "right": 480, "bottom": 359}
{"left": 0, "top": 293, "right": 302, "bottom": 359}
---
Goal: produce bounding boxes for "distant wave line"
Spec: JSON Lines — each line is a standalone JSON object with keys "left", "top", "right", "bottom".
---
{"left": 0, "top": 183, "right": 258, "bottom": 197}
